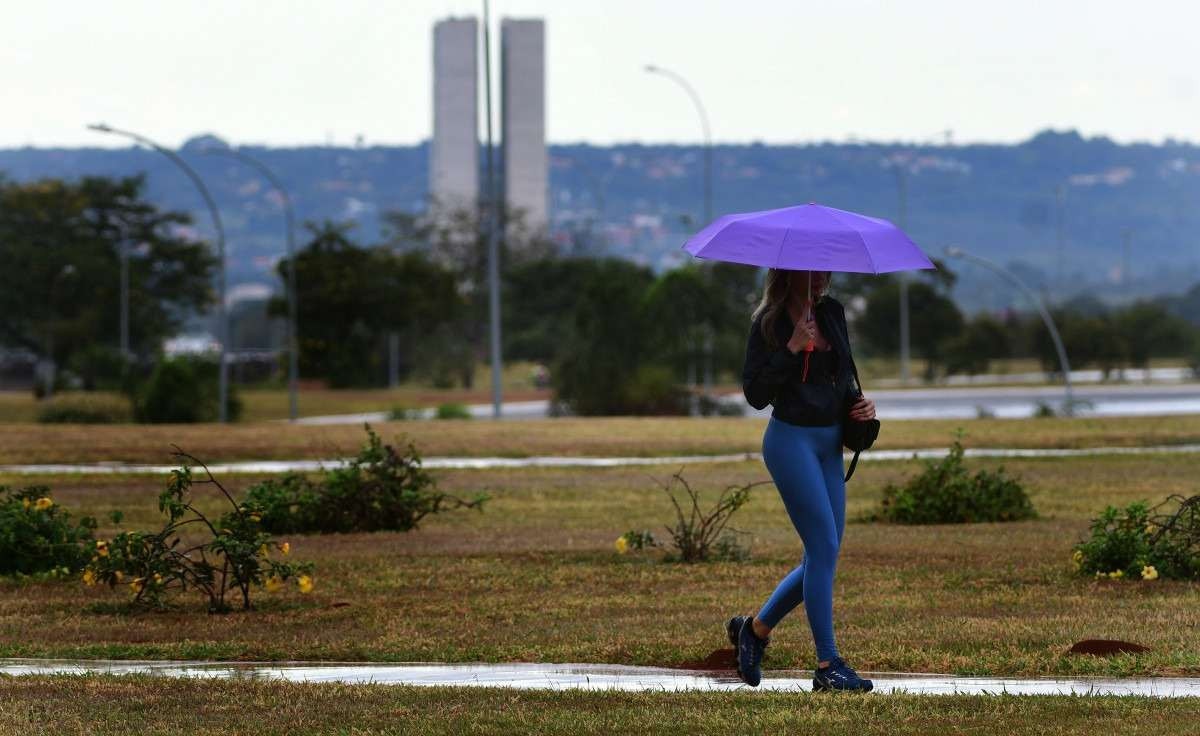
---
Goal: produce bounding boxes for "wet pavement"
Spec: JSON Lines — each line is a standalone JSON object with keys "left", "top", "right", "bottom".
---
{"left": 0, "top": 443, "right": 1197, "bottom": 475}
{"left": 2, "top": 659, "right": 1198, "bottom": 697}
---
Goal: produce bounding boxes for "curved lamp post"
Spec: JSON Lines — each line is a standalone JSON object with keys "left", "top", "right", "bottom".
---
{"left": 944, "top": 245, "right": 1076, "bottom": 415}
{"left": 645, "top": 64, "right": 715, "bottom": 411}
{"left": 201, "top": 144, "right": 299, "bottom": 422}
{"left": 87, "top": 123, "right": 230, "bottom": 422}
{"left": 643, "top": 64, "right": 712, "bottom": 225}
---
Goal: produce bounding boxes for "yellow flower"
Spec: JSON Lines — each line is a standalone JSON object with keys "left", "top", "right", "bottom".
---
{"left": 249, "top": 513, "right": 262, "bottom": 523}
{"left": 21, "top": 498, "right": 31, "bottom": 510}
{"left": 153, "top": 573, "right": 163, "bottom": 585}
{"left": 1144, "top": 523, "right": 1156, "bottom": 536}
{"left": 95, "top": 540, "right": 109, "bottom": 557}
{"left": 280, "top": 542, "right": 290, "bottom": 556}
{"left": 1141, "top": 565, "right": 1158, "bottom": 581}
{"left": 297, "top": 574, "right": 313, "bottom": 594}
{"left": 259, "top": 544, "right": 269, "bottom": 557}
{"left": 81, "top": 569, "right": 96, "bottom": 586}
{"left": 614, "top": 535, "right": 629, "bottom": 554}
{"left": 34, "top": 497, "right": 53, "bottom": 511}
{"left": 1108, "top": 570, "right": 1124, "bottom": 579}
{"left": 1072, "top": 550, "right": 1083, "bottom": 564}
{"left": 1094, "top": 571, "right": 1104, "bottom": 580}
{"left": 129, "top": 577, "right": 145, "bottom": 594}
{"left": 114, "top": 570, "right": 124, "bottom": 583}
{"left": 265, "top": 575, "right": 283, "bottom": 593}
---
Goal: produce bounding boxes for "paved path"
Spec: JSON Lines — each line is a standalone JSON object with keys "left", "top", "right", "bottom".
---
{"left": 1, "top": 444, "right": 1197, "bottom": 475}
{"left": 2, "top": 659, "right": 1196, "bottom": 697}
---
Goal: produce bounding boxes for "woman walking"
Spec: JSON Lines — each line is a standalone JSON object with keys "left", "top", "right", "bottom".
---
{"left": 727, "top": 267, "right": 876, "bottom": 693}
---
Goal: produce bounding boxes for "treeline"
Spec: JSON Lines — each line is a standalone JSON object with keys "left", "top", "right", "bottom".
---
{"left": 2, "top": 175, "right": 1198, "bottom": 420}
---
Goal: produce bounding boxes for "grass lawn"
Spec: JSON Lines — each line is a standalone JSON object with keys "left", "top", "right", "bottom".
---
{"left": 0, "top": 414, "right": 1198, "bottom": 465}
{"left": 2, "top": 676, "right": 1200, "bottom": 735}
{"left": 1, "top": 451, "right": 1197, "bottom": 677}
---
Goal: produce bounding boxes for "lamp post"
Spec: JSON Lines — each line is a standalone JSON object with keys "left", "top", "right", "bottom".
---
{"left": 201, "top": 144, "right": 300, "bottom": 422}
{"left": 887, "top": 155, "right": 912, "bottom": 384}
{"left": 646, "top": 64, "right": 714, "bottom": 410}
{"left": 87, "top": 123, "right": 230, "bottom": 422}
{"left": 944, "top": 245, "right": 1075, "bottom": 414}
{"left": 644, "top": 64, "right": 712, "bottom": 225}
{"left": 482, "top": 0, "right": 503, "bottom": 418}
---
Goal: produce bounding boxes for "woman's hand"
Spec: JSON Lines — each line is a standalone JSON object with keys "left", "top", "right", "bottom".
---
{"left": 849, "top": 396, "right": 876, "bottom": 421}
{"left": 786, "top": 310, "right": 816, "bottom": 354}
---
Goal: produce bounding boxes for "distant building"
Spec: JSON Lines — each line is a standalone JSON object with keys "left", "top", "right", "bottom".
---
{"left": 430, "top": 17, "right": 479, "bottom": 212}
{"left": 500, "top": 18, "right": 547, "bottom": 230}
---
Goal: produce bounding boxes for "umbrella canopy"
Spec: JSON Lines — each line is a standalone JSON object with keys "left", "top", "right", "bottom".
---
{"left": 682, "top": 202, "right": 935, "bottom": 273}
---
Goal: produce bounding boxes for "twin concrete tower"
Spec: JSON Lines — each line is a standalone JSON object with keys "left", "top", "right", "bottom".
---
{"left": 430, "top": 17, "right": 547, "bottom": 229}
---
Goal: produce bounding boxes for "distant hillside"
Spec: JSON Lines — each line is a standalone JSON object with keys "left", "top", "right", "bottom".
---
{"left": 3, "top": 129, "right": 1199, "bottom": 312}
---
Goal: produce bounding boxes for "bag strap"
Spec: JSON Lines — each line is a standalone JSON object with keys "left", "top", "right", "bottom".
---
{"left": 844, "top": 354, "right": 865, "bottom": 483}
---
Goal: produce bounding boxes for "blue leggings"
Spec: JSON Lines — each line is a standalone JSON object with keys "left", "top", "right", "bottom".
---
{"left": 756, "top": 417, "right": 846, "bottom": 663}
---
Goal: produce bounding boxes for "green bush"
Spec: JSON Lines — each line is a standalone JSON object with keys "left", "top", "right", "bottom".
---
{"left": 388, "top": 405, "right": 424, "bottom": 421}
{"left": 0, "top": 487, "right": 97, "bottom": 575}
{"left": 84, "top": 454, "right": 313, "bottom": 612}
{"left": 1072, "top": 495, "right": 1200, "bottom": 581}
{"left": 133, "top": 356, "right": 242, "bottom": 423}
{"left": 36, "top": 393, "right": 133, "bottom": 424}
{"left": 646, "top": 470, "right": 767, "bottom": 563}
{"left": 435, "top": 402, "right": 471, "bottom": 420}
{"left": 621, "top": 364, "right": 689, "bottom": 415}
{"left": 243, "top": 425, "right": 487, "bottom": 534}
{"left": 869, "top": 436, "right": 1036, "bottom": 524}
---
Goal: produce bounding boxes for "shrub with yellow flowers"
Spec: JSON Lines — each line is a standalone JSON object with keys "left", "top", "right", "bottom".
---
{"left": 1072, "top": 495, "right": 1200, "bottom": 582}
{"left": 0, "top": 485, "right": 98, "bottom": 576}
{"left": 83, "top": 449, "right": 314, "bottom": 612}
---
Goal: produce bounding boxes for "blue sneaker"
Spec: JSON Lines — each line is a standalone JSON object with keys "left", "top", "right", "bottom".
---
{"left": 726, "top": 615, "right": 769, "bottom": 686}
{"left": 812, "top": 656, "right": 873, "bottom": 692}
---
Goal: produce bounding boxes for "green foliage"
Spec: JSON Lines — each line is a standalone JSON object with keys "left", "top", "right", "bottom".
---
{"left": 0, "top": 175, "right": 216, "bottom": 374}
{"left": 856, "top": 269, "right": 965, "bottom": 380}
{"left": 944, "top": 314, "right": 1009, "bottom": 376}
{"left": 870, "top": 435, "right": 1037, "bottom": 524}
{"left": 551, "top": 258, "right": 658, "bottom": 415}
{"left": 36, "top": 393, "right": 133, "bottom": 424}
{"left": 1072, "top": 495, "right": 1200, "bottom": 581}
{"left": 435, "top": 402, "right": 471, "bottom": 420}
{"left": 651, "top": 470, "right": 766, "bottom": 563}
{"left": 84, "top": 454, "right": 314, "bottom": 612}
{"left": 0, "top": 487, "right": 97, "bottom": 575}
{"left": 242, "top": 425, "right": 487, "bottom": 534}
{"left": 620, "top": 364, "right": 689, "bottom": 415}
{"left": 132, "top": 356, "right": 243, "bottom": 423}
{"left": 272, "top": 220, "right": 463, "bottom": 388}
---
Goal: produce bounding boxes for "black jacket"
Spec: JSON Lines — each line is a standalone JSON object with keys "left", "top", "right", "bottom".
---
{"left": 742, "top": 296, "right": 860, "bottom": 426}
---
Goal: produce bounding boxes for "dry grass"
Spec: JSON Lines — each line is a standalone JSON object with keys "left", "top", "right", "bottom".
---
{"left": 0, "top": 414, "right": 1198, "bottom": 465}
{"left": 1, "top": 453, "right": 1197, "bottom": 677}
{"left": 2, "top": 675, "right": 1200, "bottom": 735}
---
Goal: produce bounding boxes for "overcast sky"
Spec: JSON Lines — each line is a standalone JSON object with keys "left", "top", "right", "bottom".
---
{"left": 6, "top": 0, "right": 1200, "bottom": 148}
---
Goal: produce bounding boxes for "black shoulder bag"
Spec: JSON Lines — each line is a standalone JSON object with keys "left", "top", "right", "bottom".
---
{"left": 842, "top": 356, "right": 879, "bottom": 482}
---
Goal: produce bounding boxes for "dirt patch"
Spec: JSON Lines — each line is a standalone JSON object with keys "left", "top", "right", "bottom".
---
{"left": 1067, "top": 639, "right": 1151, "bottom": 656}
{"left": 669, "top": 647, "right": 736, "bottom": 672}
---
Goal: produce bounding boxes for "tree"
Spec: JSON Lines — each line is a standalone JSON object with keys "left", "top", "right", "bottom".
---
{"left": 383, "top": 200, "right": 557, "bottom": 388}
{"left": 270, "top": 220, "right": 461, "bottom": 387}
{"left": 944, "top": 313, "right": 1010, "bottom": 376}
{"left": 0, "top": 175, "right": 217, "bottom": 392}
{"left": 856, "top": 267, "right": 965, "bottom": 381}
{"left": 551, "top": 258, "right": 657, "bottom": 415}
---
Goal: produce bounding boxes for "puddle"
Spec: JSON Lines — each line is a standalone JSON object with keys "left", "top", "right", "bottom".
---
{"left": 1, "top": 659, "right": 1198, "bottom": 697}
{"left": 0, "top": 444, "right": 1197, "bottom": 475}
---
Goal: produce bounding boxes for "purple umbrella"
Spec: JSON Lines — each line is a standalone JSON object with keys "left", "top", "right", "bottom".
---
{"left": 682, "top": 202, "right": 935, "bottom": 273}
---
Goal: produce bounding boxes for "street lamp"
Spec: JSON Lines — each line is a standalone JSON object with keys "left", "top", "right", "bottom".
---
{"left": 645, "top": 64, "right": 715, "bottom": 410}
{"left": 482, "top": 0, "right": 503, "bottom": 419}
{"left": 644, "top": 64, "right": 712, "bottom": 225}
{"left": 201, "top": 144, "right": 300, "bottom": 422}
{"left": 944, "top": 245, "right": 1076, "bottom": 414}
{"left": 87, "top": 123, "right": 230, "bottom": 422}
{"left": 885, "top": 154, "right": 912, "bottom": 384}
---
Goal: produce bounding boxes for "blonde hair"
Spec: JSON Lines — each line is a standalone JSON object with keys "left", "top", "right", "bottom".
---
{"left": 751, "top": 269, "right": 831, "bottom": 349}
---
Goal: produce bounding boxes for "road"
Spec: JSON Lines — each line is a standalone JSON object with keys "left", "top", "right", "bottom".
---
{"left": 293, "top": 382, "right": 1200, "bottom": 424}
